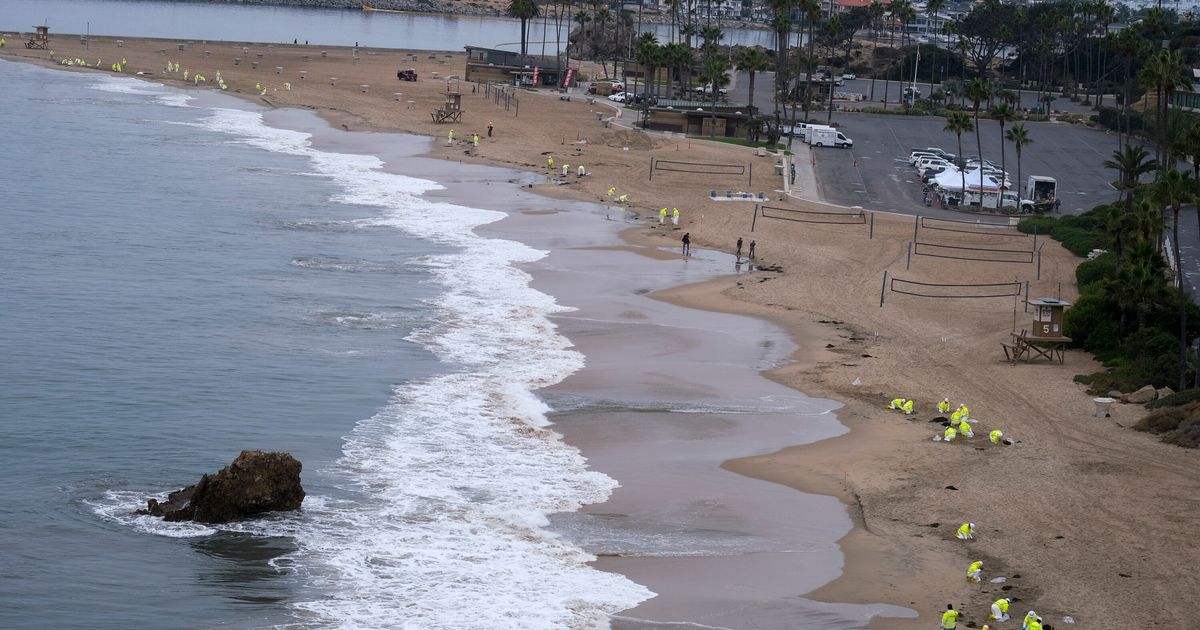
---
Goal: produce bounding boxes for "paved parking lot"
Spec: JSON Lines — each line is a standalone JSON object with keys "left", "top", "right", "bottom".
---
{"left": 802, "top": 113, "right": 1123, "bottom": 216}
{"left": 728, "top": 71, "right": 1102, "bottom": 118}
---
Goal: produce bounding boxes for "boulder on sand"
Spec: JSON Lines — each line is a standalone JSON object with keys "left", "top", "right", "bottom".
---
{"left": 137, "top": 451, "right": 304, "bottom": 524}
{"left": 1124, "top": 385, "right": 1159, "bottom": 405}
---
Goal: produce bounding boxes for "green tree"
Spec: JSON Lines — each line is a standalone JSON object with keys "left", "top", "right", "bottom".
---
{"left": 1005, "top": 122, "right": 1032, "bottom": 212}
{"left": 925, "top": 0, "right": 946, "bottom": 84}
{"left": 1153, "top": 168, "right": 1194, "bottom": 390}
{"left": 965, "top": 78, "right": 990, "bottom": 189}
{"left": 738, "top": 46, "right": 772, "bottom": 120}
{"left": 634, "top": 32, "right": 660, "bottom": 107}
{"left": 508, "top": 0, "right": 540, "bottom": 56}
{"left": 867, "top": 0, "right": 885, "bottom": 101}
{"left": 945, "top": 112, "right": 974, "bottom": 204}
{"left": 991, "top": 103, "right": 1017, "bottom": 208}
{"left": 1103, "top": 145, "right": 1157, "bottom": 211}
{"left": 1112, "top": 239, "right": 1168, "bottom": 330}
{"left": 702, "top": 56, "right": 732, "bottom": 135}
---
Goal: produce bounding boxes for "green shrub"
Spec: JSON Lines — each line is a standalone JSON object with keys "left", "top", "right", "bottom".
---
{"left": 1151, "top": 388, "right": 1200, "bottom": 408}
{"left": 1064, "top": 292, "right": 1121, "bottom": 353}
{"left": 1075, "top": 253, "right": 1118, "bottom": 290}
{"left": 1049, "top": 224, "right": 1100, "bottom": 257}
{"left": 1017, "top": 216, "right": 1059, "bottom": 235}
{"left": 1135, "top": 401, "right": 1200, "bottom": 447}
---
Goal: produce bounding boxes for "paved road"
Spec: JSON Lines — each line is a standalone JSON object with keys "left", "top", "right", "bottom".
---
{"left": 1176, "top": 206, "right": 1200, "bottom": 299}
{"left": 728, "top": 71, "right": 1104, "bottom": 118}
{"left": 797, "top": 112, "right": 1122, "bottom": 216}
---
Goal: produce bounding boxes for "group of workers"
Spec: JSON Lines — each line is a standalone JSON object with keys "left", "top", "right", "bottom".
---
{"left": 897, "top": 398, "right": 1047, "bottom": 630}
{"left": 544, "top": 156, "right": 586, "bottom": 179}
{"left": 658, "top": 207, "right": 681, "bottom": 226}
{"left": 888, "top": 396, "right": 1011, "bottom": 446}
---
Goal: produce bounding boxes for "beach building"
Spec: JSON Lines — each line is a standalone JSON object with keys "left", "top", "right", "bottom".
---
{"left": 1171, "top": 68, "right": 1200, "bottom": 112}
{"left": 463, "top": 46, "right": 572, "bottom": 87}
{"left": 645, "top": 100, "right": 758, "bottom": 138}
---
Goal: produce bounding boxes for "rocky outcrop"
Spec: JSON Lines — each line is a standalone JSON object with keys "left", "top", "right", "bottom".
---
{"left": 138, "top": 451, "right": 304, "bottom": 524}
{"left": 1124, "top": 385, "right": 1158, "bottom": 405}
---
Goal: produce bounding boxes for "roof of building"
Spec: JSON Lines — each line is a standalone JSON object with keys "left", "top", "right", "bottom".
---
{"left": 653, "top": 99, "right": 754, "bottom": 113}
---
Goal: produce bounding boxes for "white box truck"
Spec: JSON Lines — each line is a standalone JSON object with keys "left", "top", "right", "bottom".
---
{"left": 808, "top": 126, "right": 853, "bottom": 148}
{"left": 1024, "top": 176, "right": 1058, "bottom": 213}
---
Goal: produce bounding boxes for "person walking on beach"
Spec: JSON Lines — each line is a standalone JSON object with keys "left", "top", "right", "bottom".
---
{"left": 681, "top": 232, "right": 691, "bottom": 256}
{"left": 472, "top": 132, "right": 479, "bottom": 147}
{"left": 748, "top": 240, "right": 756, "bottom": 260}
{"left": 448, "top": 129, "right": 455, "bottom": 145}
{"left": 940, "top": 604, "right": 960, "bottom": 629}
{"left": 488, "top": 121, "right": 494, "bottom": 137}
{"left": 672, "top": 208, "right": 680, "bottom": 226}
{"left": 547, "top": 156, "right": 554, "bottom": 171}
{"left": 659, "top": 208, "right": 668, "bottom": 224}
{"left": 736, "top": 237, "right": 743, "bottom": 260}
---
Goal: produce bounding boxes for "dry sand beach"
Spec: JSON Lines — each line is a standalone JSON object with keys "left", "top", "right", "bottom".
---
{"left": 5, "top": 35, "right": 1200, "bottom": 629}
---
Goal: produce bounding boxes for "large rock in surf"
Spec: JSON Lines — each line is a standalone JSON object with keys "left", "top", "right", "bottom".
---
{"left": 138, "top": 451, "right": 304, "bottom": 524}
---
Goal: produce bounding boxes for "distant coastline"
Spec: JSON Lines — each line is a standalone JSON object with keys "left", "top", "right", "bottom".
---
{"left": 124, "top": 0, "right": 769, "bottom": 27}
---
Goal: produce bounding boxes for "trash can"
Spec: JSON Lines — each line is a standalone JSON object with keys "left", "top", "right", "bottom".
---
{"left": 1093, "top": 397, "right": 1115, "bottom": 418}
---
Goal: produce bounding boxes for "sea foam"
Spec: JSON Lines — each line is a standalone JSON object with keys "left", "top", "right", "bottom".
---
{"left": 187, "top": 107, "right": 653, "bottom": 628}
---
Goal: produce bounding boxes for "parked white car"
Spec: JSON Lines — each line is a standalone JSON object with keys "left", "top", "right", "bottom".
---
{"left": 608, "top": 92, "right": 627, "bottom": 103}
{"left": 842, "top": 73, "right": 857, "bottom": 80}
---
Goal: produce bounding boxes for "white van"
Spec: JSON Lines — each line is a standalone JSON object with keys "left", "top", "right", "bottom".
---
{"left": 809, "top": 127, "right": 853, "bottom": 148}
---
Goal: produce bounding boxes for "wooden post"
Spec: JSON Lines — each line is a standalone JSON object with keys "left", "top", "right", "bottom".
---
{"left": 748, "top": 163, "right": 753, "bottom": 186}
{"left": 913, "top": 215, "right": 920, "bottom": 243}
{"left": 648, "top": 158, "right": 654, "bottom": 181}
{"left": 1024, "top": 281, "right": 1030, "bottom": 312}
{"left": 751, "top": 204, "right": 759, "bottom": 232}
{"left": 1037, "top": 248, "right": 1042, "bottom": 280}
{"left": 869, "top": 211, "right": 875, "bottom": 239}
{"left": 880, "top": 270, "right": 889, "bottom": 307}
{"left": 906, "top": 241, "right": 913, "bottom": 270}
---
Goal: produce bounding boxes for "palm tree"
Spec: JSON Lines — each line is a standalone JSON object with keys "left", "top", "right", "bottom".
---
{"left": 945, "top": 112, "right": 974, "bottom": 205}
{"left": 738, "top": 46, "right": 772, "bottom": 119}
{"left": 1153, "top": 167, "right": 1195, "bottom": 390}
{"left": 1140, "top": 50, "right": 1191, "bottom": 169}
{"left": 925, "top": 0, "right": 945, "bottom": 85}
{"left": 942, "top": 78, "right": 962, "bottom": 108}
{"left": 867, "top": 0, "right": 885, "bottom": 101}
{"left": 965, "top": 78, "right": 989, "bottom": 191}
{"left": 800, "top": 0, "right": 821, "bottom": 121}
{"left": 508, "top": 0, "right": 540, "bottom": 56}
{"left": 1103, "top": 145, "right": 1157, "bottom": 211}
{"left": 634, "top": 33, "right": 660, "bottom": 109}
{"left": 991, "top": 103, "right": 1017, "bottom": 208}
{"left": 1133, "top": 197, "right": 1166, "bottom": 247}
{"left": 1177, "top": 121, "right": 1200, "bottom": 196}
{"left": 1113, "top": 242, "right": 1168, "bottom": 331}
{"left": 703, "top": 56, "right": 731, "bottom": 135}
{"left": 1006, "top": 122, "right": 1032, "bottom": 211}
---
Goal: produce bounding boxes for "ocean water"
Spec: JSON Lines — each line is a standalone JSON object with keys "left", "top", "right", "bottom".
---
{"left": 0, "top": 58, "right": 649, "bottom": 628}
{"left": 0, "top": 0, "right": 779, "bottom": 52}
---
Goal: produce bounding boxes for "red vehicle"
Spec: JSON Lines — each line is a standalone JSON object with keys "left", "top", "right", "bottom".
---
{"left": 397, "top": 68, "right": 418, "bottom": 81}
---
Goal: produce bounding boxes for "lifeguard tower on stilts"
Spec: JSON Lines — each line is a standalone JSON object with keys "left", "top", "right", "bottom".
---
{"left": 26, "top": 26, "right": 50, "bottom": 50}
{"left": 1002, "top": 297, "right": 1072, "bottom": 364}
{"left": 430, "top": 91, "right": 463, "bottom": 124}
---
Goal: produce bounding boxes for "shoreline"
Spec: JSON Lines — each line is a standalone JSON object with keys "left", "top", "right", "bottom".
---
{"left": 6, "top": 36, "right": 1200, "bottom": 629}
